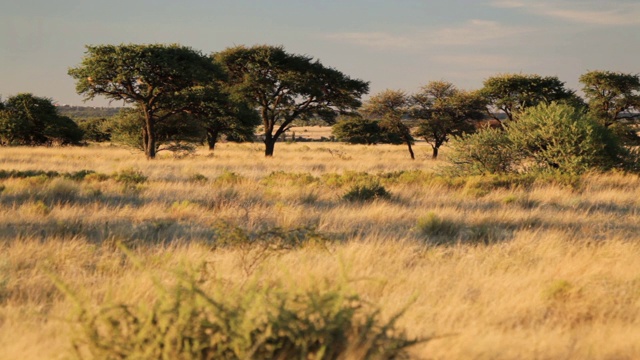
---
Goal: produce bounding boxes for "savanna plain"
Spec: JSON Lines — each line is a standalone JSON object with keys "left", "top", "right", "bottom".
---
{"left": 1, "top": 141, "right": 640, "bottom": 359}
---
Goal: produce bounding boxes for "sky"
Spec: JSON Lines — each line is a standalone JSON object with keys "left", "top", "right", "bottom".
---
{"left": 1, "top": 0, "right": 639, "bottom": 107}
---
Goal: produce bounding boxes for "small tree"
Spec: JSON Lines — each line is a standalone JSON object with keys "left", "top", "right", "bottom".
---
{"left": 215, "top": 45, "right": 369, "bottom": 157}
{"left": 480, "top": 73, "right": 581, "bottom": 122}
{"left": 69, "top": 44, "right": 224, "bottom": 159}
{"left": 412, "top": 81, "right": 486, "bottom": 158}
{"left": 331, "top": 115, "right": 403, "bottom": 145}
{"left": 332, "top": 115, "right": 381, "bottom": 144}
{"left": 580, "top": 70, "right": 640, "bottom": 126}
{"left": 362, "top": 89, "right": 415, "bottom": 159}
{"left": 580, "top": 70, "right": 640, "bottom": 145}
{"left": 110, "top": 108, "right": 203, "bottom": 155}
{"left": 0, "top": 93, "right": 83, "bottom": 146}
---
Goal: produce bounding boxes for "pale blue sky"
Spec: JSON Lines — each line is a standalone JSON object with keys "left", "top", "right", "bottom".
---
{"left": 1, "top": 0, "right": 639, "bottom": 106}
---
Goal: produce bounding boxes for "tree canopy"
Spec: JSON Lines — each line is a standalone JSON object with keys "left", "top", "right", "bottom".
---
{"left": 480, "top": 73, "right": 581, "bottom": 122}
{"left": 214, "top": 45, "right": 369, "bottom": 156}
{"left": 580, "top": 70, "right": 640, "bottom": 128}
{"left": 0, "top": 93, "right": 83, "bottom": 146}
{"left": 68, "top": 43, "right": 225, "bottom": 159}
{"left": 332, "top": 115, "right": 403, "bottom": 145}
{"left": 412, "top": 81, "right": 486, "bottom": 158}
{"left": 361, "top": 89, "right": 415, "bottom": 159}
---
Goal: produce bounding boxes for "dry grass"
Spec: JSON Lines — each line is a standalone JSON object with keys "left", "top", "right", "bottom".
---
{"left": 1, "top": 142, "right": 640, "bottom": 359}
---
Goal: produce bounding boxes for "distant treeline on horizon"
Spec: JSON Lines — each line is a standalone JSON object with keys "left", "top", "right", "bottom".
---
{"left": 57, "top": 105, "right": 122, "bottom": 119}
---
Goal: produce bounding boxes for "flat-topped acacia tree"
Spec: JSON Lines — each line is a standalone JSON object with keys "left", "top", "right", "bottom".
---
{"left": 69, "top": 44, "right": 223, "bottom": 159}
{"left": 480, "top": 73, "right": 581, "bottom": 122}
{"left": 215, "top": 45, "right": 369, "bottom": 157}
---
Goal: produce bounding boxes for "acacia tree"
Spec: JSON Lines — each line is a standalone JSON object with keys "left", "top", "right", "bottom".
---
{"left": 579, "top": 70, "right": 640, "bottom": 127}
{"left": 362, "top": 89, "right": 415, "bottom": 159}
{"left": 411, "top": 81, "right": 486, "bottom": 159}
{"left": 69, "top": 44, "right": 224, "bottom": 159}
{"left": 480, "top": 73, "right": 581, "bottom": 122}
{"left": 214, "top": 45, "right": 369, "bottom": 157}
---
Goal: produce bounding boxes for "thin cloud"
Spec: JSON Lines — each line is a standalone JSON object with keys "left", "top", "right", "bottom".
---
{"left": 429, "top": 19, "right": 532, "bottom": 46}
{"left": 491, "top": 0, "right": 640, "bottom": 26}
{"left": 325, "top": 19, "right": 531, "bottom": 50}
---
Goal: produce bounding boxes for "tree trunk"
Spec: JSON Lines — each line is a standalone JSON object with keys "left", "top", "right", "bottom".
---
{"left": 406, "top": 141, "right": 415, "bottom": 160}
{"left": 207, "top": 128, "right": 219, "bottom": 151}
{"left": 264, "top": 136, "right": 276, "bottom": 157}
{"left": 432, "top": 146, "right": 439, "bottom": 159}
{"left": 144, "top": 117, "right": 156, "bottom": 160}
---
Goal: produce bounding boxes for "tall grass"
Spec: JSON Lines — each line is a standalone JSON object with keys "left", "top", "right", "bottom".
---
{"left": 1, "top": 142, "right": 640, "bottom": 359}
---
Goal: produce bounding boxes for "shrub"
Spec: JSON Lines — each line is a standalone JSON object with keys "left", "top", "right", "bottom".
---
{"left": 507, "top": 102, "right": 627, "bottom": 174}
{"left": 214, "top": 170, "right": 244, "bottom": 185}
{"left": 62, "top": 263, "right": 420, "bottom": 359}
{"left": 447, "top": 127, "right": 515, "bottom": 175}
{"left": 112, "top": 168, "right": 147, "bottom": 185}
{"left": 261, "top": 171, "right": 318, "bottom": 187}
{"left": 415, "top": 212, "right": 460, "bottom": 239}
{"left": 342, "top": 180, "right": 390, "bottom": 202}
{"left": 447, "top": 103, "right": 633, "bottom": 175}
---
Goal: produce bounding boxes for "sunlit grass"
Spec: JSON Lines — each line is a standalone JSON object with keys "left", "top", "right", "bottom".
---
{"left": 1, "top": 142, "right": 640, "bottom": 359}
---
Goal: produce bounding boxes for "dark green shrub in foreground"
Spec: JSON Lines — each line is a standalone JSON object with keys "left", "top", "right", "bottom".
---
{"left": 60, "top": 265, "right": 420, "bottom": 359}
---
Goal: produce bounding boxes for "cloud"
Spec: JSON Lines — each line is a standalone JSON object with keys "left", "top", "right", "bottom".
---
{"left": 324, "top": 20, "right": 531, "bottom": 50}
{"left": 490, "top": 0, "right": 640, "bottom": 26}
{"left": 429, "top": 19, "right": 531, "bottom": 46}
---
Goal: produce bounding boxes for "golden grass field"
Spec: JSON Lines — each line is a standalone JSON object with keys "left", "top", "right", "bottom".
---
{"left": 1, "top": 141, "right": 640, "bottom": 359}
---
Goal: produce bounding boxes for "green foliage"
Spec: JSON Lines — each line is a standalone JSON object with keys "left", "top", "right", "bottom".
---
{"left": 447, "top": 127, "right": 516, "bottom": 175}
{"left": 342, "top": 180, "right": 390, "bottom": 202}
{"left": 412, "top": 81, "right": 486, "bottom": 158}
{"left": 507, "top": 102, "right": 627, "bottom": 174}
{"left": 112, "top": 168, "right": 147, "bottom": 185}
{"left": 69, "top": 43, "right": 224, "bottom": 159}
{"left": 261, "top": 171, "right": 319, "bottom": 187}
{"left": 214, "top": 170, "right": 244, "bottom": 185}
{"left": 579, "top": 70, "right": 640, "bottom": 127}
{"left": 0, "top": 169, "right": 102, "bottom": 181}
{"left": 76, "top": 117, "right": 112, "bottom": 142}
{"left": 332, "top": 116, "right": 387, "bottom": 145}
{"left": 480, "top": 73, "right": 582, "bottom": 121}
{"left": 215, "top": 45, "right": 369, "bottom": 156}
{"left": 109, "top": 108, "right": 203, "bottom": 155}
{"left": 362, "top": 89, "right": 415, "bottom": 159}
{"left": 448, "top": 103, "right": 632, "bottom": 175}
{"left": 0, "top": 93, "right": 83, "bottom": 146}
{"left": 64, "top": 265, "right": 419, "bottom": 360}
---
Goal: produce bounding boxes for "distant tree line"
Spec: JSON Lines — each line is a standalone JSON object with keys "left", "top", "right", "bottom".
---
{"left": 1, "top": 42, "right": 638, "bottom": 174}
{"left": 334, "top": 72, "right": 640, "bottom": 162}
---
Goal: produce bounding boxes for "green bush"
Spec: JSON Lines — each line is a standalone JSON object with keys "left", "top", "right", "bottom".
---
{"left": 447, "top": 127, "right": 515, "bottom": 175}
{"left": 214, "top": 170, "right": 244, "bottom": 185}
{"left": 62, "top": 264, "right": 420, "bottom": 359}
{"left": 342, "top": 180, "right": 390, "bottom": 202}
{"left": 448, "top": 103, "right": 633, "bottom": 175}
{"left": 507, "top": 102, "right": 627, "bottom": 174}
{"left": 112, "top": 168, "right": 147, "bottom": 185}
